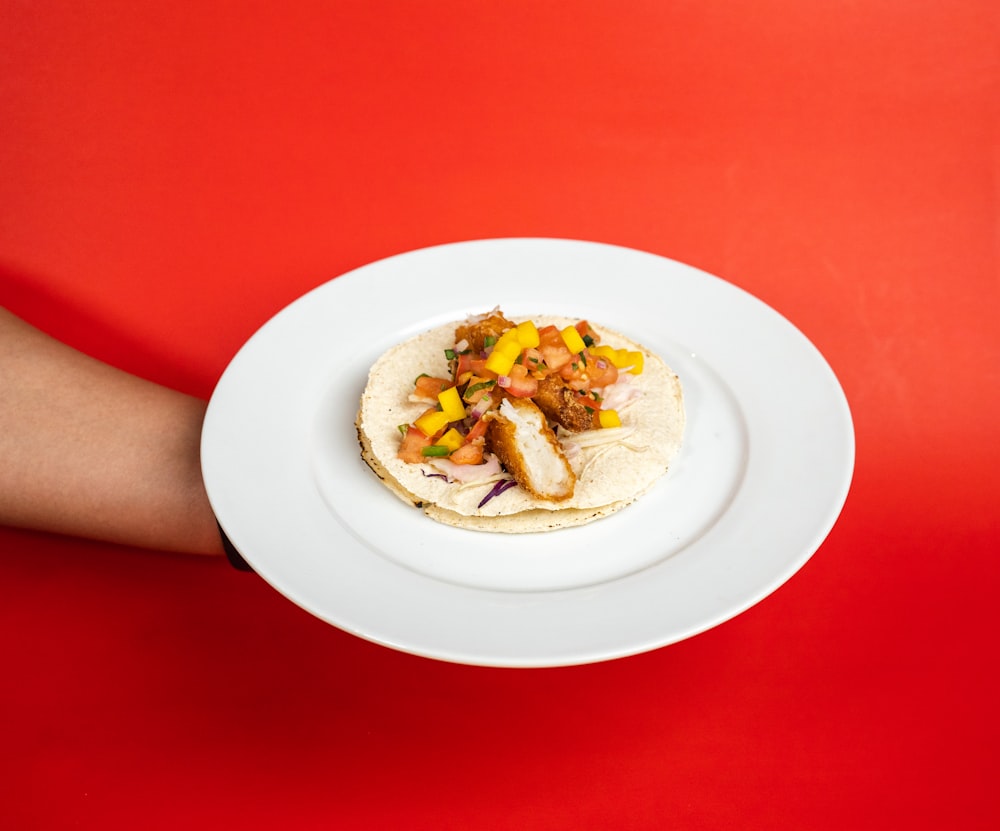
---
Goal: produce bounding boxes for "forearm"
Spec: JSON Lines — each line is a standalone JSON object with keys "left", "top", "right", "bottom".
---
{"left": 0, "top": 307, "right": 223, "bottom": 555}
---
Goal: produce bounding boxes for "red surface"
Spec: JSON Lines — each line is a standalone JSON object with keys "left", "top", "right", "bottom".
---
{"left": 2, "top": 2, "right": 998, "bottom": 828}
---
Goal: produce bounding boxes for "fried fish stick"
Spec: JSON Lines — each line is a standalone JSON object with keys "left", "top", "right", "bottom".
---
{"left": 455, "top": 310, "right": 516, "bottom": 354}
{"left": 485, "top": 398, "right": 576, "bottom": 501}
{"left": 532, "top": 375, "right": 596, "bottom": 433}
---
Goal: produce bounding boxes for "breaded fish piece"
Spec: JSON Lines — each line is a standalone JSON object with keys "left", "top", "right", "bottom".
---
{"left": 532, "top": 375, "right": 596, "bottom": 433}
{"left": 455, "top": 310, "right": 516, "bottom": 353}
{"left": 485, "top": 397, "right": 576, "bottom": 502}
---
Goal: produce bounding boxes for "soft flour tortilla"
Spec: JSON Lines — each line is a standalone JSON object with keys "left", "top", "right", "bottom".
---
{"left": 356, "top": 315, "right": 685, "bottom": 533}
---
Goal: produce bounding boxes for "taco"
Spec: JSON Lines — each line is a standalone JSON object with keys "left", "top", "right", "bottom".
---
{"left": 356, "top": 309, "right": 684, "bottom": 533}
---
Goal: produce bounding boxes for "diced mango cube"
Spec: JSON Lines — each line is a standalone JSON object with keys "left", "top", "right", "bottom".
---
{"left": 495, "top": 330, "right": 522, "bottom": 354}
{"left": 623, "top": 350, "right": 644, "bottom": 374}
{"left": 434, "top": 428, "right": 465, "bottom": 452}
{"left": 598, "top": 409, "right": 622, "bottom": 429}
{"left": 515, "top": 320, "right": 540, "bottom": 348}
{"left": 437, "top": 386, "right": 466, "bottom": 421}
{"left": 560, "top": 325, "right": 587, "bottom": 354}
{"left": 414, "top": 409, "right": 450, "bottom": 437}
{"left": 485, "top": 346, "right": 517, "bottom": 376}
{"left": 589, "top": 345, "right": 618, "bottom": 364}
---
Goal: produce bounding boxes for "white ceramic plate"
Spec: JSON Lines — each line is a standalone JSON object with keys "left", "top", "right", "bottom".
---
{"left": 202, "top": 238, "right": 854, "bottom": 667}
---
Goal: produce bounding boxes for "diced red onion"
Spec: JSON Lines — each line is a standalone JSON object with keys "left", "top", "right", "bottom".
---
{"left": 470, "top": 393, "right": 493, "bottom": 420}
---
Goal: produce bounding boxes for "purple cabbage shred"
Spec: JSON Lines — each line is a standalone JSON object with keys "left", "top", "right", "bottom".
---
{"left": 478, "top": 479, "right": 517, "bottom": 508}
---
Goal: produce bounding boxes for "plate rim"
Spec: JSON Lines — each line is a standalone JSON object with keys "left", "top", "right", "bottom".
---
{"left": 202, "top": 237, "right": 855, "bottom": 667}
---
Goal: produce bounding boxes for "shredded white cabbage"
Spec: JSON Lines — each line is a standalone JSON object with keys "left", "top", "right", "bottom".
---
{"left": 561, "top": 425, "right": 639, "bottom": 450}
{"left": 427, "top": 453, "right": 503, "bottom": 485}
{"left": 560, "top": 424, "right": 649, "bottom": 479}
{"left": 598, "top": 374, "right": 643, "bottom": 411}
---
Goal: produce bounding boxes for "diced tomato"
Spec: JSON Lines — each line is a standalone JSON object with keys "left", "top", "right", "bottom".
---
{"left": 574, "top": 320, "right": 601, "bottom": 347}
{"left": 586, "top": 351, "right": 619, "bottom": 388}
{"left": 555, "top": 348, "right": 618, "bottom": 392}
{"left": 559, "top": 352, "right": 590, "bottom": 389}
{"left": 521, "top": 347, "right": 547, "bottom": 377}
{"left": 465, "top": 417, "right": 489, "bottom": 443}
{"left": 397, "top": 425, "right": 433, "bottom": 463}
{"left": 500, "top": 362, "right": 538, "bottom": 398}
{"left": 458, "top": 351, "right": 491, "bottom": 373}
{"left": 454, "top": 352, "right": 475, "bottom": 379}
{"left": 413, "top": 375, "right": 453, "bottom": 400}
{"left": 537, "top": 325, "right": 573, "bottom": 371}
{"left": 449, "top": 438, "right": 485, "bottom": 465}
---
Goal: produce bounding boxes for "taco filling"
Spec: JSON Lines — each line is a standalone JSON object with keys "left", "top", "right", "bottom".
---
{"left": 356, "top": 308, "right": 684, "bottom": 533}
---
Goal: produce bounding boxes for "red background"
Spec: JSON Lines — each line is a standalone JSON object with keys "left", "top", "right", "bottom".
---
{"left": 2, "top": 2, "right": 998, "bottom": 828}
